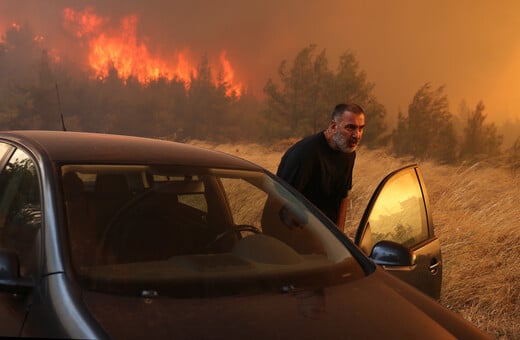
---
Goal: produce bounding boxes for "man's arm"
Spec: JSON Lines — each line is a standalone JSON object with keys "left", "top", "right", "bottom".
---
{"left": 336, "top": 196, "right": 349, "bottom": 233}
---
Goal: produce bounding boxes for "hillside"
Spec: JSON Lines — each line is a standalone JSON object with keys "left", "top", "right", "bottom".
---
{"left": 190, "top": 140, "right": 520, "bottom": 339}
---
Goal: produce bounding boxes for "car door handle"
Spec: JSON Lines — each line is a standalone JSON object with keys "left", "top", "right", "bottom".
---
{"left": 429, "top": 259, "right": 441, "bottom": 275}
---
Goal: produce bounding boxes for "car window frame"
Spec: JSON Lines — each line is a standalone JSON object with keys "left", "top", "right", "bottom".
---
{"left": 354, "top": 164, "right": 433, "bottom": 248}
{"left": 0, "top": 143, "right": 44, "bottom": 280}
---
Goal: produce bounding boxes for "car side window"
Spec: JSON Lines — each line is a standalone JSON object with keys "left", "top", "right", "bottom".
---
{"left": 0, "top": 148, "right": 42, "bottom": 276}
{"left": 152, "top": 175, "right": 208, "bottom": 212}
{"left": 365, "top": 168, "right": 429, "bottom": 248}
{"left": 178, "top": 192, "right": 208, "bottom": 213}
{"left": 0, "top": 143, "right": 14, "bottom": 165}
{"left": 219, "top": 178, "right": 268, "bottom": 229}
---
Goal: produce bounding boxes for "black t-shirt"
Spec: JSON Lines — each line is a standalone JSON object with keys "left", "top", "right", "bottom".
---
{"left": 276, "top": 132, "right": 355, "bottom": 222}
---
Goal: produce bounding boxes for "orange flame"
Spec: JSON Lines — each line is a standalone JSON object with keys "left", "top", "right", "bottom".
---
{"left": 220, "top": 51, "right": 243, "bottom": 97}
{"left": 63, "top": 7, "right": 243, "bottom": 96}
{"left": 63, "top": 7, "right": 106, "bottom": 38}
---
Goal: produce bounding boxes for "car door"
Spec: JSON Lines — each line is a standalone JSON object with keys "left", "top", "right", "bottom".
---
{"left": 354, "top": 164, "right": 442, "bottom": 299}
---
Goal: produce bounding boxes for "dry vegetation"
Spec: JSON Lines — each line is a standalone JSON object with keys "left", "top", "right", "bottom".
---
{"left": 189, "top": 140, "right": 520, "bottom": 340}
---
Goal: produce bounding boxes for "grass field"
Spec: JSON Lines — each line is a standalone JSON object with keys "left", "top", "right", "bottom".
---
{"left": 190, "top": 139, "right": 520, "bottom": 340}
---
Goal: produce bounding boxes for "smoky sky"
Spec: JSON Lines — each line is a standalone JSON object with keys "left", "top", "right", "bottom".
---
{"left": 2, "top": 0, "right": 520, "bottom": 120}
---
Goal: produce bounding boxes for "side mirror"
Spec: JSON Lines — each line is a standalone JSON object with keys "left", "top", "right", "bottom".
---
{"left": 0, "top": 249, "right": 33, "bottom": 294}
{"left": 370, "top": 240, "right": 416, "bottom": 267}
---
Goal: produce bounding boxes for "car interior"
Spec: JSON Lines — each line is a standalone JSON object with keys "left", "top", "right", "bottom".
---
{"left": 60, "top": 165, "right": 361, "bottom": 297}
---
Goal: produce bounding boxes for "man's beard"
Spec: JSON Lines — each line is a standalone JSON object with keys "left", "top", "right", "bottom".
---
{"left": 333, "top": 131, "right": 358, "bottom": 153}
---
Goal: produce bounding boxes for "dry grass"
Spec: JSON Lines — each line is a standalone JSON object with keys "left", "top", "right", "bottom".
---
{"left": 189, "top": 140, "right": 520, "bottom": 339}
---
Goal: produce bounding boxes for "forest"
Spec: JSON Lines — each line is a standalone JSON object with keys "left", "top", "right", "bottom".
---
{"left": 2, "top": 22, "right": 520, "bottom": 169}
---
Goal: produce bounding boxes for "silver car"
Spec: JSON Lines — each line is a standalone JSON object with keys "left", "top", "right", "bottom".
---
{"left": 0, "top": 131, "right": 488, "bottom": 338}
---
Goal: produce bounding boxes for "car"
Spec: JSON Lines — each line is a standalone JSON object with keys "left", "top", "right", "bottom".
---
{"left": 0, "top": 130, "right": 489, "bottom": 339}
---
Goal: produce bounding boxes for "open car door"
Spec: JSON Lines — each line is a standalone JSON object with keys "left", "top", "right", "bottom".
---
{"left": 354, "top": 165, "right": 442, "bottom": 300}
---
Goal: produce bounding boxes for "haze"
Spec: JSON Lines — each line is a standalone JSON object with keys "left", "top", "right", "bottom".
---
{"left": 2, "top": 0, "right": 520, "bottom": 122}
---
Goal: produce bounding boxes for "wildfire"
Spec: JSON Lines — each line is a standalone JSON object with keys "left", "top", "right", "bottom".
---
{"left": 62, "top": 7, "right": 243, "bottom": 96}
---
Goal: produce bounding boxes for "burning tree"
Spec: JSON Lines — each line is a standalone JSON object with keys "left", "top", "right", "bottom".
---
{"left": 0, "top": 7, "right": 257, "bottom": 140}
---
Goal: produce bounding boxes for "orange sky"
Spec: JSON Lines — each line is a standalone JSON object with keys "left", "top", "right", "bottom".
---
{"left": 2, "top": 0, "right": 520, "bottom": 121}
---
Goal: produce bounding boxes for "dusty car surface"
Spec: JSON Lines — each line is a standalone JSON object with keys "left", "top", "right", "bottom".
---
{"left": 0, "top": 131, "right": 489, "bottom": 339}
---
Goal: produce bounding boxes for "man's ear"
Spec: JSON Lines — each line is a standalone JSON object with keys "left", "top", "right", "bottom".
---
{"left": 329, "top": 119, "right": 337, "bottom": 132}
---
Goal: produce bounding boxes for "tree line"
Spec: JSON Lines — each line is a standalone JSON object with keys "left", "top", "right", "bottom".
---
{"left": 2, "top": 23, "right": 520, "bottom": 168}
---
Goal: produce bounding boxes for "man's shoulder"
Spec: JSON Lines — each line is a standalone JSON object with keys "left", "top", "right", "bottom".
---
{"left": 285, "top": 132, "right": 325, "bottom": 154}
{"left": 277, "top": 133, "right": 324, "bottom": 179}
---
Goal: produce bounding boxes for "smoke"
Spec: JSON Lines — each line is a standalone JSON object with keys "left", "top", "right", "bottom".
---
{"left": 2, "top": 0, "right": 520, "bottom": 120}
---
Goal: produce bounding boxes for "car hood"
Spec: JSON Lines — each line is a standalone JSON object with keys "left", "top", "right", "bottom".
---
{"left": 82, "top": 268, "right": 488, "bottom": 339}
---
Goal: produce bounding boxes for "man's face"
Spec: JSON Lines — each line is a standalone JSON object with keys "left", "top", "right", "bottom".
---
{"left": 331, "top": 111, "right": 365, "bottom": 153}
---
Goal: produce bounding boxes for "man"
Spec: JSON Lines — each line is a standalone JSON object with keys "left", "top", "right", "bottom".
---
{"left": 276, "top": 103, "right": 365, "bottom": 232}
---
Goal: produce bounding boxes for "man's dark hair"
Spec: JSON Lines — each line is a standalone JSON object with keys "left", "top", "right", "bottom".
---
{"left": 331, "top": 103, "right": 365, "bottom": 120}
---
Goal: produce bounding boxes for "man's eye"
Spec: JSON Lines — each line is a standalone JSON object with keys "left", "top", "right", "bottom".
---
{"left": 345, "top": 124, "right": 364, "bottom": 132}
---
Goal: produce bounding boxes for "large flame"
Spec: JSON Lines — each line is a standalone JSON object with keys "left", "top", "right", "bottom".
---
{"left": 62, "top": 7, "right": 243, "bottom": 96}
{"left": 219, "top": 51, "right": 243, "bottom": 97}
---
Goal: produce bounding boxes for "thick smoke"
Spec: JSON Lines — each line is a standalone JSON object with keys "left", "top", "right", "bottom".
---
{"left": 2, "top": 0, "right": 520, "bottom": 120}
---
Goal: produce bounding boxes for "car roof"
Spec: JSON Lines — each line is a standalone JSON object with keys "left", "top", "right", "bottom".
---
{"left": 0, "top": 130, "right": 261, "bottom": 170}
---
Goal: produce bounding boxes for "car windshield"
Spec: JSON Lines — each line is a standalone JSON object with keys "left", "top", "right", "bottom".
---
{"left": 61, "top": 164, "right": 364, "bottom": 298}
